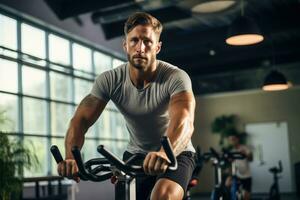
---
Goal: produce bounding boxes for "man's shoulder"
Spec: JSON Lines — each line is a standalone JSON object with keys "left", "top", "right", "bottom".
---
{"left": 158, "top": 60, "right": 179, "bottom": 71}
{"left": 157, "top": 60, "right": 188, "bottom": 78}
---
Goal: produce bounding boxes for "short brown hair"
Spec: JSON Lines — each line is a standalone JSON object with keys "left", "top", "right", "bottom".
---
{"left": 124, "top": 12, "right": 163, "bottom": 38}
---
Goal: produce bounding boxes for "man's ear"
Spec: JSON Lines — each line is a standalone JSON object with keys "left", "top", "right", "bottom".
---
{"left": 122, "top": 38, "right": 127, "bottom": 52}
{"left": 156, "top": 41, "right": 162, "bottom": 54}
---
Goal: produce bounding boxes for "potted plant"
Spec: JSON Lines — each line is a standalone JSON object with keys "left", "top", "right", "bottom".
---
{"left": 0, "top": 108, "right": 38, "bottom": 200}
{"left": 211, "top": 114, "right": 238, "bottom": 146}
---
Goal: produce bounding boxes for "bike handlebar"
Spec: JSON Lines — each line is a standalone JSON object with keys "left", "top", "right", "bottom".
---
{"left": 203, "top": 147, "right": 246, "bottom": 165}
{"left": 50, "top": 145, "right": 113, "bottom": 182}
{"left": 97, "top": 136, "right": 178, "bottom": 176}
{"left": 269, "top": 160, "right": 283, "bottom": 174}
{"left": 50, "top": 145, "right": 63, "bottom": 163}
{"left": 50, "top": 136, "right": 177, "bottom": 181}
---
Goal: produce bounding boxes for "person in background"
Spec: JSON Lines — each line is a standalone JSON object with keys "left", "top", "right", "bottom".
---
{"left": 226, "top": 133, "right": 253, "bottom": 200}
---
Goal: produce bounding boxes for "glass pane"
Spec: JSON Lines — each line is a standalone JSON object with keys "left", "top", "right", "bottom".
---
{"left": 51, "top": 103, "right": 73, "bottom": 136}
{"left": 112, "top": 58, "right": 124, "bottom": 69}
{"left": 72, "top": 43, "right": 92, "bottom": 72}
{"left": 50, "top": 72, "right": 72, "bottom": 101}
{"left": 21, "top": 23, "right": 46, "bottom": 59}
{"left": 22, "top": 66, "right": 46, "bottom": 97}
{"left": 50, "top": 138, "right": 65, "bottom": 175}
{"left": 0, "top": 14, "right": 17, "bottom": 50}
{"left": 74, "top": 78, "right": 93, "bottom": 104}
{"left": 49, "top": 34, "right": 70, "bottom": 66}
{"left": 82, "top": 139, "right": 97, "bottom": 160}
{"left": 23, "top": 97, "right": 47, "bottom": 134}
{"left": 110, "top": 112, "right": 128, "bottom": 140}
{"left": 0, "top": 93, "right": 18, "bottom": 132}
{"left": 0, "top": 59, "right": 18, "bottom": 93}
{"left": 94, "top": 51, "right": 112, "bottom": 75}
{"left": 96, "top": 110, "right": 111, "bottom": 139}
{"left": 24, "top": 136, "right": 48, "bottom": 177}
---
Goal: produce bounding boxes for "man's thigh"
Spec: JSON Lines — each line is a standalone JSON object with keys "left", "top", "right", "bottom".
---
{"left": 123, "top": 151, "right": 196, "bottom": 199}
{"left": 156, "top": 151, "right": 196, "bottom": 197}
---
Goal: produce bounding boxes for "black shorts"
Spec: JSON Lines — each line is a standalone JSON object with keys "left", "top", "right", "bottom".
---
{"left": 123, "top": 151, "right": 196, "bottom": 200}
{"left": 239, "top": 177, "right": 252, "bottom": 192}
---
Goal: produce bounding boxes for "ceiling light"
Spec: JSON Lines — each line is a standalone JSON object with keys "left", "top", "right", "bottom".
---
{"left": 226, "top": 0, "right": 263, "bottom": 46}
{"left": 226, "top": 16, "right": 264, "bottom": 45}
{"left": 262, "top": 70, "right": 290, "bottom": 91}
{"left": 192, "top": 0, "right": 236, "bottom": 13}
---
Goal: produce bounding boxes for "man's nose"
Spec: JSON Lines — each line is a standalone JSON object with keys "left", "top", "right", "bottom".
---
{"left": 136, "top": 41, "right": 146, "bottom": 53}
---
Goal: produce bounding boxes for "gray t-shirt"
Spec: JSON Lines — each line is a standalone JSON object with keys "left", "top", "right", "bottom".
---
{"left": 90, "top": 60, "right": 195, "bottom": 154}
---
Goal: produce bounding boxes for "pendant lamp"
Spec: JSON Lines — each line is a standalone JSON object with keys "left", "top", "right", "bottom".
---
{"left": 262, "top": 70, "right": 289, "bottom": 91}
{"left": 226, "top": 0, "right": 264, "bottom": 46}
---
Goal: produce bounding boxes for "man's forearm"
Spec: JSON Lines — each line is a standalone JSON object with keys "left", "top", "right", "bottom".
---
{"left": 163, "top": 92, "right": 195, "bottom": 157}
{"left": 164, "top": 114, "right": 194, "bottom": 156}
{"left": 65, "top": 118, "right": 89, "bottom": 159}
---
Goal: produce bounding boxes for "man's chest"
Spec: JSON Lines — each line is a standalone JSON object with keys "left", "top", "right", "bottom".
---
{"left": 111, "top": 84, "right": 170, "bottom": 118}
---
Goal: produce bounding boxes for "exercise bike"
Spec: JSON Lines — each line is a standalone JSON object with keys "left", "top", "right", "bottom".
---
{"left": 203, "top": 148, "right": 245, "bottom": 200}
{"left": 268, "top": 161, "right": 282, "bottom": 200}
{"left": 223, "top": 149, "right": 246, "bottom": 200}
{"left": 51, "top": 136, "right": 200, "bottom": 200}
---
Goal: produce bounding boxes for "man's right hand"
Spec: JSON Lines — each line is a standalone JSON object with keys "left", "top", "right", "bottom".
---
{"left": 57, "top": 159, "right": 80, "bottom": 183}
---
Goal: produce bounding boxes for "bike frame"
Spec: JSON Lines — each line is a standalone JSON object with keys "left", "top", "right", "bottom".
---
{"left": 230, "top": 162, "right": 243, "bottom": 200}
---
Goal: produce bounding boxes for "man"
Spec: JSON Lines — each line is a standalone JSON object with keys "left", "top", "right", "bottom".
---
{"left": 226, "top": 134, "right": 253, "bottom": 200}
{"left": 57, "top": 12, "right": 196, "bottom": 200}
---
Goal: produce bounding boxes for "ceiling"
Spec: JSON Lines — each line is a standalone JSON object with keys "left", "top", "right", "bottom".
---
{"left": 44, "top": 0, "right": 300, "bottom": 94}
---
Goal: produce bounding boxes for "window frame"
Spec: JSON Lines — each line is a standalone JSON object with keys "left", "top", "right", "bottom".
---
{"left": 0, "top": 7, "right": 127, "bottom": 177}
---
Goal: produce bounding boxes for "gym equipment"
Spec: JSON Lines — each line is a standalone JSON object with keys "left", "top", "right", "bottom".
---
{"left": 203, "top": 148, "right": 245, "bottom": 200}
{"left": 223, "top": 149, "right": 246, "bottom": 200}
{"left": 51, "top": 136, "right": 199, "bottom": 200}
{"left": 268, "top": 161, "right": 282, "bottom": 200}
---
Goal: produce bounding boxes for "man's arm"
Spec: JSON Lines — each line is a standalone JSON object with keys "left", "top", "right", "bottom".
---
{"left": 65, "top": 94, "right": 107, "bottom": 158}
{"left": 58, "top": 94, "right": 107, "bottom": 181}
{"left": 143, "top": 91, "right": 195, "bottom": 176}
{"left": 164, "top": 91, "right": 196, "bottom": 156}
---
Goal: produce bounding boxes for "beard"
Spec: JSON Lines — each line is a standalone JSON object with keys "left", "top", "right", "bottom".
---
{"left": 127, "top": 54, "right": 153, "bottom": 70}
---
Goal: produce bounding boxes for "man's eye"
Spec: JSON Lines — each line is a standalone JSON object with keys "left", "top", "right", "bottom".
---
{"left": 130, "top": 39, "right": 138, "bottom": 45}
{"left": 144, "top": 40, "right": 152, "bottom": 46}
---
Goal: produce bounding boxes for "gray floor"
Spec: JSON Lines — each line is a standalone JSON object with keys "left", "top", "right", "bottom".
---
{"left": 191, "top": 193, "right": 299, "bottom": 200}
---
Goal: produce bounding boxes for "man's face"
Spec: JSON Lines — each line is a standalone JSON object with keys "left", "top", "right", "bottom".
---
{"left": 123, "top": 25, "right": 161, "bottom": 70}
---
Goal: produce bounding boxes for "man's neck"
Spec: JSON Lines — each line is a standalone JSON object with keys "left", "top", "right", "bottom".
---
{"left": 129, "top": 60, "right": 158, "bottom": 89}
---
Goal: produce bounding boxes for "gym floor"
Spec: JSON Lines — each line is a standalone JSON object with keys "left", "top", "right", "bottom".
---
{"left": 191, "top": 193, "right": 299, "bottom": 200}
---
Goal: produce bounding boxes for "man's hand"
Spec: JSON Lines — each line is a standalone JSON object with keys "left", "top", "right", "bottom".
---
{"left": 57, "top": 159, "right": 80, "bottom": 182}
{"left": 143, "top": 151, "right": 170, "bottom": 176}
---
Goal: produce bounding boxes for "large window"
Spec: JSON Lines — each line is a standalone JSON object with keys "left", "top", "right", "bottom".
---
{"left": 0, "top": 11, "right": 127, "bottom": 177}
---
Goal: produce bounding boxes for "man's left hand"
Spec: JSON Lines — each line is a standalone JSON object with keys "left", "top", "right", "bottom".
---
{"left": 143, "top": 151, "right": 170, "bottom": 175}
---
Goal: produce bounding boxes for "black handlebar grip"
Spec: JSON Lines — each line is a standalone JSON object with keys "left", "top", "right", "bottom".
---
{"left": 71, "top": 146, "right": 84, "bottom": 166}
{"left": 161, "top": 136, "right": 178, "bottom": 170}
{"left": 50, "top": 145, "right": 64, "bottom": 164}
{"left": 209, "top": 147, "right": 220, "bottom": 160}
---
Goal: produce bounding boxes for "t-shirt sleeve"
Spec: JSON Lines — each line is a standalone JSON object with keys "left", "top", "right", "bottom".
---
{"left": 168, "top": 69, "right": 193, "bottom": 96}
{"left": 90, "top": 71, "right": 111, "bottom": 102}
